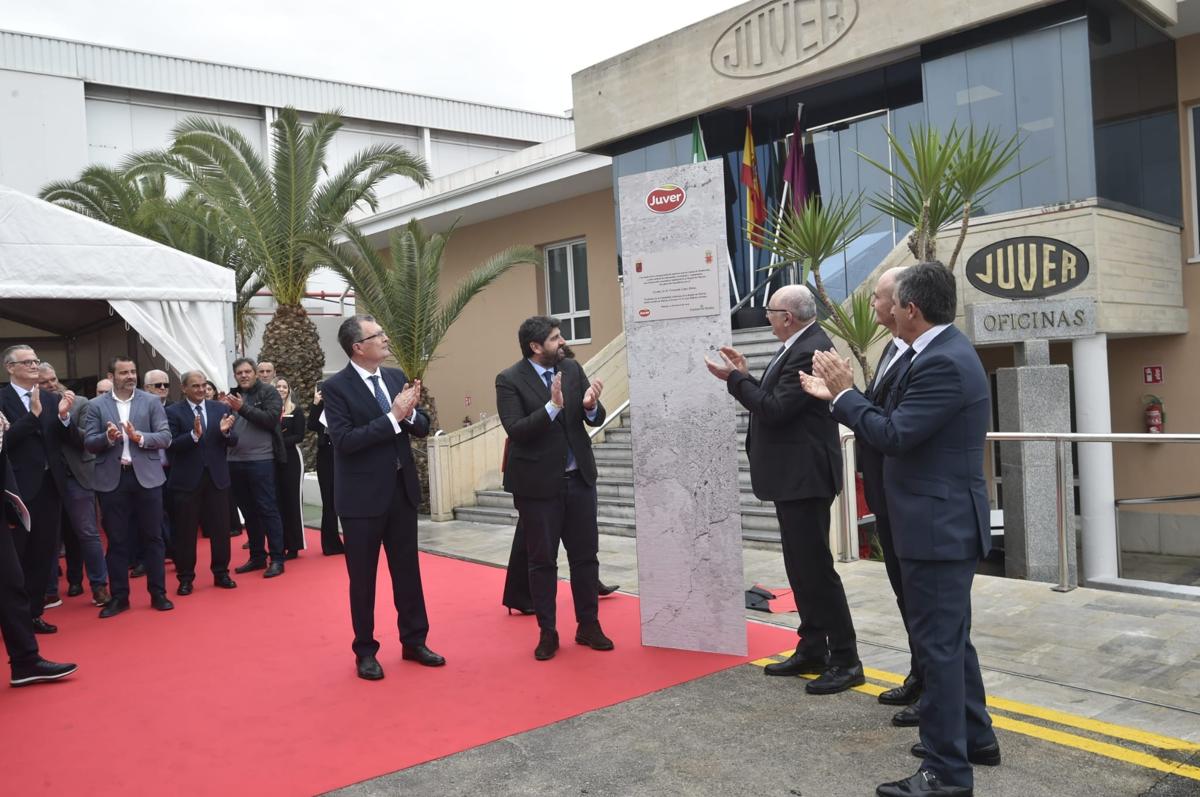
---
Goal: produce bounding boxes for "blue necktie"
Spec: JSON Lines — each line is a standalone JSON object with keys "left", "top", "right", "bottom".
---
{"left": 368, "top": 375, "right": 390, "bottom": 414}
{"left": 543, "top": 369, "right": 578, "bottom": 472}
{"left": 194, "top": 403, "right": 205, "bottom": 433}
{"left": 542, "top": 370, "right": 554, "bottom": 391}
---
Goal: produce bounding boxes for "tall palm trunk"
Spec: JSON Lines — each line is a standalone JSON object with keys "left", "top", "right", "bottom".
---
{"left": 259, "top": 303, "right": 325, "bottom": 466}
{"left": 410, "top": 384, "right": 440, "bottom": 515}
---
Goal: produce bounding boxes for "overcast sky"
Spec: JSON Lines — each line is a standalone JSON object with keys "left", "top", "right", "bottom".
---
{"left": 0, "top": 0, "right": 736, "bottom": 115}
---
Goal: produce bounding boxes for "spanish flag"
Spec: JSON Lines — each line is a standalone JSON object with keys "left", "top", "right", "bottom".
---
{"left": 741, "top": 109, "right": 767, "bottom": 246}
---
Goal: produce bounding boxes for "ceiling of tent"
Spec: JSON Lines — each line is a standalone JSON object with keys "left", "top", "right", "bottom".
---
{"left": 0, "top": 299, "right": 116, "bottom": 337}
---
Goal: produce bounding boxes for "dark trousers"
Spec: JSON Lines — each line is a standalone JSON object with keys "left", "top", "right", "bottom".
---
{"left": 63, "top": 512, "right": 82, "bottom": 585}
{"left": 315, "top": 447, "right": 343, "bottom": 554}
{"left": 276, "top": 448, "right": 305, "bottom": 554}
{"left": 10, "top": 480, "right": 61, "bottom": 619}
{"left": 875, "top": 510, "right": 918, "bottom": 676}
{"left": 0, "top": 521, "right": 38, "bottom": 666}
{"left": 902, "top": 556, "right": 995, "bottom": 789}
{"left": 340, "top": 470, "right": 429, "bottom": 657}
{"left": 229, "top": 460, "right": 285, "bottom": 563}
{"left": 513, "top": 471, "right": 599, "bottom": 632}
{"left": 169, "top": 470, "right": 232, "bottom": 583}
{"left": 775, "top": 496, "right": 859, "bottom": 666}
{"left": 98, "top": 469, "right": 166, "bottom": 601}
{"left": 501, "top": 520, "right": 533, "bottom": 610}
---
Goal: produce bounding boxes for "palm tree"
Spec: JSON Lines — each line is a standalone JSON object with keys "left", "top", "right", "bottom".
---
{"left": 124, "top": 106, "right": 430, "bottom": 412}
{"left": 859, "top": 123, "right": 1026, "bottom": 270}
{"left": 754, "top": 194, "right": 881, "bottom": 378}
{"left": 307, "top": 218, "right": 538, "bottom": 510}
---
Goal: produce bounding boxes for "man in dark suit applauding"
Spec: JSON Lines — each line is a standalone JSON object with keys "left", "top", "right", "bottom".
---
{"left": 705, "top": 285, "right": 862, "bottom": 695}
{"left": 803, "top": 262, "right": 999, "bottom": 797}
{"left": 322, "top": 315, "right": 443, "bottom": 681}
{"left": 495, "top": 316, "right": 611, "bottom": 662}
{"left": 166, "top": 371, "right": 238, "bottom": 595}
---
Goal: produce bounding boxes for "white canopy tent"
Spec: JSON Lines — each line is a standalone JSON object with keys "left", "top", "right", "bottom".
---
{"left": 0, "top": 184, "right": 236, "bottom": 388}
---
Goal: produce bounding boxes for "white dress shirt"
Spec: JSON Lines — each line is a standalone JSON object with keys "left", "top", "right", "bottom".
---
{"left": 348, "top": 360, "right": 417, "bottom": 430}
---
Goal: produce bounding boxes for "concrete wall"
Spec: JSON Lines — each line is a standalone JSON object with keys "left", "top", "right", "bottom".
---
{"left": 420, "top": 188, "right": 620, "bottom": 427}
{"left": 0, "top": 69, "right": 88, "bottom": 195}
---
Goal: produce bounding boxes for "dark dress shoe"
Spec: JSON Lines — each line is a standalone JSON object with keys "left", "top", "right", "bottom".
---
{"left": 880, "top": 673, "right": 923, "bottom": 705}
{"left": 876, "top": 769, "right": 973, "bottom": 796}
{"left": 31, "top": 617, "right": 57, "bottom": 634}
{"left": 504, "top": 604, "right": 535, "bottom": 616}
{"left": 234, "top": 559, "right": 267, "bottom": 574}
{"left": 356, "top": 655, "right": 384, "bottom": 680}
{"left": 67, "top": 583, "right": 84, "bottom": 598}
{"left": 322, "top": 547, "right": 345, "bottom": 556}
{"left": 598, "top": 582, "right": 620, "bottom": 596}
{"left": 177, "top": 581, "right": 194, "bottom": 596}
{"left": 263, "top": 561, "right": 285, "bottom": 578}
{"left": 575, "top": 621, "right": 614, "bottom": 651}
{"left": 806, "top": 662, "right": 866, "bottom": 695}
{"left": 99, "top": 598, "right": 131, "bottom": 618}
{"left": 91, "top": 586, "right": 111, "bottom": 607}
{"left": 893, "top": 703, "right": 921, "bottom": 727}
{"left": 129, "top": 563, "right": 146, "bottom": 578}
{"left": 10, "top": 657, "right": 78, "bottom": 687}
{"left": 284, "top": 550, "right": 299, "bottom": 560}
{"left": 764, "top": 649, "right": 827, "bottom": 677}
{"left": 214, "top": 575, "right": 237, "bottom": 589}
{"left": 911, "top": 741, "right": 1000, "bottom": 767}
{"left": 402, "top": 644, "right": 446, "bottom": 667}
{"left": 534, "top": 629, "right": 559, "bottom": 661}
{"left": 151, "top": 594, "right": 175, "bottom": 611}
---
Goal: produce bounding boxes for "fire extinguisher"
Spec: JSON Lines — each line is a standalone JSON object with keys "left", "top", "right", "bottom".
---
{"left": 1143, "top": 394, "right": 1165, "bottom": 434}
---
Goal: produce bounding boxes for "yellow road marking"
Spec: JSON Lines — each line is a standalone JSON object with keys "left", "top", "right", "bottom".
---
{"left": 751, "top": 651, "right": 1200, "bottom": 779}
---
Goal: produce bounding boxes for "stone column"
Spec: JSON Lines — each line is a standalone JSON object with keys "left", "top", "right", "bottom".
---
{"left": 1072, "top": 333, "right": 1119, "bottom": 582}
{"left": 996, "top": 340, "right": 1077, "bottom": 583}
{"left": 617, "top": 161, "right": 746, "bottom": 655}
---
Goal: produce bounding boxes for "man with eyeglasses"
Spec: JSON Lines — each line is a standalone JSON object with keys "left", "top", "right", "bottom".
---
{"left": 705, "top": 285, "right": 863, "bottom": 695}
{"left": 1, "top": 346, "right": 74, "bottom": 634}
{"left": 223, "top": 357, "right": 287, "bottom": 579}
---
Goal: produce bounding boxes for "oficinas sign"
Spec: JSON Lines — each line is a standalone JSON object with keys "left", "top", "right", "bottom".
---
{"left": 966, "top": 236, "right": 1089, "bottom": 299}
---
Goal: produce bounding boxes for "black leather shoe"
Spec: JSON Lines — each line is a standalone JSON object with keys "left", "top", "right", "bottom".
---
{"left": 263, "top": 561, "right": 285, "bottom": 578}
{"left": 893, "top": 703, "right": 921, "bottom": 727}
{"left": 10, "top": 657, "right": 78, "bottom": 686}
{"left": 764, "top": 649, "right": 827, "bottom": 677}
{"left": 806, "top": 662, "right": 866, "bottom": 695}
{"left": 880, "top": 672, "right": 923, "bottom": 705}
{"left": 402, "top": 644, "right": 446, "bottom": 667}
{"left": 598, "top": 582, "right": 620, "bottom": 596}
{"left": 99, "top": 598, "right": 131, "bottom": 618}
{"left": 505, "top": 604, "right": 536, "bottom": 616}
{"left": 322, "top": 547, "right": 345, "bottom": 556}
{"left": 31, "top": 617, "right": 57, "bottom": 634}
{"left": 911, "top": 741, "right": 1000, "bottom": 767}
{"left": 284, "top": 550, "right": 299, "bottom": 560}
{"left": 176, "top": 581, "right": 194, "bottom": 596}
{"left": 575, "top": 621, "right": 614, "bottom": 651}
{"left": 67, "top": 583, "right": 84, "bottom": 598}
{"left": 150, "top": 593, "right": 174, "bottom": 611}
{"left": 214, "top": 574, "right": 237, "bottom": 589}
{"left": 234, "top": 559, "right": 266, "bottom": 574}
{"left": 534, "top": 629, "right": 559, "bottom": 661}
{"left": 356, "top": 655, "right": 384, "bottom": 680}
{"left": 129, "top": 563, "right": 146, "bottom": 578}
{"left": 876, "top": 769, "right": 973, "bottom": 796}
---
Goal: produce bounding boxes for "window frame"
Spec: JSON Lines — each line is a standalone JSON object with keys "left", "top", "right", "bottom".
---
{"left": 1190, "top": 104, "right": 1200, "bottom": 263}
{"left": 542, "top": 237, "right": 592, "bottom": 344}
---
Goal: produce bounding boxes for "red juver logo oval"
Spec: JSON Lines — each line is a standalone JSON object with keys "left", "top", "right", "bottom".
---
{"left": 646, "top": 184, "right": 686, "bottom": 213}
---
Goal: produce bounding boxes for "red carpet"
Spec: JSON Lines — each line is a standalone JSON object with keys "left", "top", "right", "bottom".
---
{"left": 1, "top": 529, "right": 796, "bottom": 796}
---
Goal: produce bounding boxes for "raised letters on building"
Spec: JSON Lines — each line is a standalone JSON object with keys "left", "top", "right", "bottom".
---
{"left": 966, "top": 236, "right": 1090, "bottom": 299}
{"left": 711, "top": 0, "right": 858, "bottom": 78}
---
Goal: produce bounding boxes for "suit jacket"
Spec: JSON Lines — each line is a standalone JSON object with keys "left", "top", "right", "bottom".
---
{"left": 726, "top": 324, "right": 842, "bottom": 503}
{"left": 495, "top": 356, "right": 605, "bottom": 499}
{"left": 165, "top": 399, "right": 237, "bottom": 492}
{"left": 0, "top": 384, "right": 68, "bottom": 500}
{"left": 84, "top": 389, "right": 172, "bottom": 491}
{"left": 62, "top": 395, "right": 97, "bottom": 491}
{"left": 857, "top": 342, "right": 906, "bottom": 520}
{"left": 833, "top": 325, "right": 991, "bottom": 561}
{"left": 322, "top": 363, "right": 430, "bottom": 517}
{"left": 307, "top": 402, "right": 332, "bottom": 451}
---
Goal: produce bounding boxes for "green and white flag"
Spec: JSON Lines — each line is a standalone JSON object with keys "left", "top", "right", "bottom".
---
{"left": 691, "top": 117, "right": 708, "bottom": 163}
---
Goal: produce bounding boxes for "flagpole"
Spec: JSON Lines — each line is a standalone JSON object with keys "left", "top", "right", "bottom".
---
{"left": 694, "top": 115, "right": 740, "bottom": 306}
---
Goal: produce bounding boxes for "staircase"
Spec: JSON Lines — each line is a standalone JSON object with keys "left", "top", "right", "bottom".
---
{"left": 453, "top": 326, "right": 786, "bottom": 546}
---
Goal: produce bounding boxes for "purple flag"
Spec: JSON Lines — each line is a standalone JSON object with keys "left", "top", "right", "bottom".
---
{"left": 782, "top": 118, "right": 810, "bottom": 214}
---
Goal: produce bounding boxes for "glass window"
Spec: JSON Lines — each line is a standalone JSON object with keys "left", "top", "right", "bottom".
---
{"left": 1192, "top": 106, "right": 1200, "bottom": 258}
{"left": 544, "top": 239, "right": 591, "bottom": 343}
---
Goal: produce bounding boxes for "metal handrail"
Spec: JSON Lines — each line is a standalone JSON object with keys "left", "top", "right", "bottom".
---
{"left": 838, "top": 430, "right": 1200, "bottom": 593}
{"left": 588, "top": 399, "right": 630, "bottom": 440}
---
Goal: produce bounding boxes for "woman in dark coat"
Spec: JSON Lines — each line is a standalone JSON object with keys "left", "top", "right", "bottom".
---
{"left": 307, "top": 384, "right": 344, "bottom": 555}
{"left": 274, "top": 378, "right": 306, "bottom": 559}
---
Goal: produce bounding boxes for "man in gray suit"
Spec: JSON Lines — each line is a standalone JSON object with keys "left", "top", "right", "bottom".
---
{"left": 85, "top": 355, "right": 174, "bottom": 618}
{"left": 37, "top": 364, "right": 110, "bottom": 607}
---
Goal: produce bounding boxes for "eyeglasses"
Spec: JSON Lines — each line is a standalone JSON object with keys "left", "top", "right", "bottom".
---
{"left": 147, "top": 382, "right": 170, "bottom": 389}
{"left": 6, "top": 359, "right": 41, "bottom": 367}
{"left": 356, "top": 332, "right": 386, "bottom": 344}
{"left": 763, "top": 308, "right": 789, "bottom": 315}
